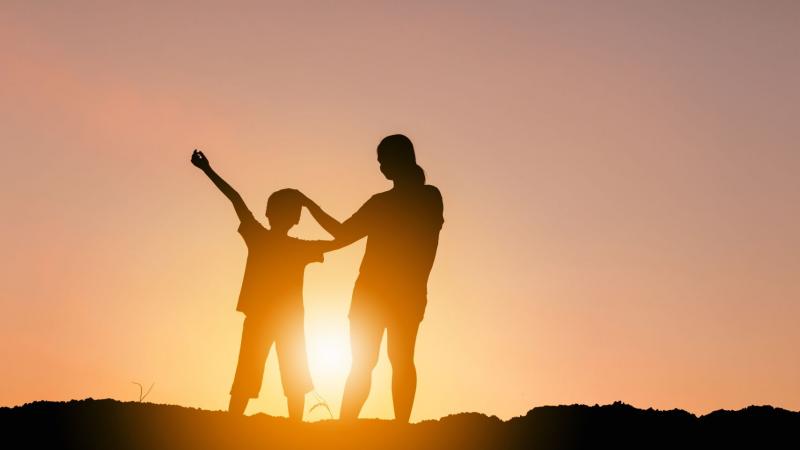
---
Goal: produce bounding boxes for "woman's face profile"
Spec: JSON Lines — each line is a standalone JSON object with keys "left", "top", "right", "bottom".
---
{"left": 377, "top": 149, "right": 404, "bottom": 180}
{"left": 378, "top": 157, "right": 392, "bottom": 180}
{"left": 376, "top": 135, "right": 415, "bottom": 181}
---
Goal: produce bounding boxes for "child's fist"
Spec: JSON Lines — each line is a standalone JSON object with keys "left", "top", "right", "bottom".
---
{"left": 191, "top": 149, "right": 210, "bottom": 169}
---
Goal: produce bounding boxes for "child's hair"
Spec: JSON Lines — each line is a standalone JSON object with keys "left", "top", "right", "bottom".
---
{"left": 266, "top": 188, "right": 303, "bottom": 221}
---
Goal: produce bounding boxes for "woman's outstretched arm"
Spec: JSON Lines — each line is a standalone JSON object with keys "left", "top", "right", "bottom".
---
{"left": 302, "top": 196, "right": 343, "bottom": 237}
{"left": 190, "top": 150, "right": 252, "bottom": 222}
{"left": 299, "top": 192, "right": 369, "bottom": 248}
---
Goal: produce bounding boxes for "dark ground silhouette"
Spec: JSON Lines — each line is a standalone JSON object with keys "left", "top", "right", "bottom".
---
{"left": 1, "top": 399, "right": 796, "bottom": 449}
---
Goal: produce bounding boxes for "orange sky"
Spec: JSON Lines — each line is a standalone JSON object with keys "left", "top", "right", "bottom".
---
{"left": 1, "top": 1, "right": 799, "bottom": 421}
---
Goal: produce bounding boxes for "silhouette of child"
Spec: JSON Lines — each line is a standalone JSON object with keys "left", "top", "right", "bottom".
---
{"left": 190, "top": 150, "right": 339, "bottom": 420}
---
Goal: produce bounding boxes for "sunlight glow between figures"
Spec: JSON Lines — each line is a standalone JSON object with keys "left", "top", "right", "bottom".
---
{"left": 307, "top": 333, "right": 351, "bottom": 384}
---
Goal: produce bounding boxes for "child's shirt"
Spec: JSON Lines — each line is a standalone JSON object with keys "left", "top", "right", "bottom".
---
{"left": 235, "top": 212, "right": 325, "bottom": 317}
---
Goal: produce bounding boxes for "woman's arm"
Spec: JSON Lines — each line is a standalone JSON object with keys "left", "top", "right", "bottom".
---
{"left": 298, "top": 192, "right": 369, "bottom": 248}
{"left": 191, "top": 150, "right": 252, "bottom": 222}
{"left": 301, "top": 195, "right": 344, "bottom": 237}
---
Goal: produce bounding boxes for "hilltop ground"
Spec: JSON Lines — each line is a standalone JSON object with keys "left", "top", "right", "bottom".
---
{"left": 1, "top": 399, "right": 797, "bottom": 449}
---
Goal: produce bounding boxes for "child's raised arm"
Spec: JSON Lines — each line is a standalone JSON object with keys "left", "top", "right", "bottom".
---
{"left": 191, "top": 149, "right": 252, "bottom": 223}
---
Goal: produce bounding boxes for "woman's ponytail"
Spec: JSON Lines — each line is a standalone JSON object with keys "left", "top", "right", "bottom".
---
{"left": 411, "top": 164, "right": 426, "bottom": 185}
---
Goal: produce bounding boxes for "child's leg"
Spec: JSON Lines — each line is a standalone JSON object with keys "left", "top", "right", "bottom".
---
{"left": 229, "top": 315, "right": 272, "bottom": 415}
{"left": 286, "top": 391, "right": 305, "bottom": 421}
{"left": 275, "top": 311, "right": 314, "bottom": 421}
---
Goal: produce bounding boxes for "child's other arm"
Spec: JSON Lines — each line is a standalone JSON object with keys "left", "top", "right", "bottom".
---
{"left": 301, "top": 239, "right": 353, "bottom": 265}
{"left": 312, "top": 239, "right": 351, "bottom": 254}
{"left": 191, "top": 150, "right": 252, "bottom": 222}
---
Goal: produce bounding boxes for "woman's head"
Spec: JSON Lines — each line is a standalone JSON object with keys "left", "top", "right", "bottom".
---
{"left": 377, "top": 134, "right": 425, "bottom": 185}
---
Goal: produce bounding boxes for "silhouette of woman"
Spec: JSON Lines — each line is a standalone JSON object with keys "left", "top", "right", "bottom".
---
{"left": 302, "top": 134, "right": 444, "bottom": 422}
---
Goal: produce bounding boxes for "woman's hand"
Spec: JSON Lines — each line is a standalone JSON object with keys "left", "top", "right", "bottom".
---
{"left": 292, "top": 189, "right": 313, "bottom": 207}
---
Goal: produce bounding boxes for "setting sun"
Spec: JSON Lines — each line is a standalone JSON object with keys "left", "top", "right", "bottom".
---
{"left": 307, "top": 330, "right": 351, "bottom": 384}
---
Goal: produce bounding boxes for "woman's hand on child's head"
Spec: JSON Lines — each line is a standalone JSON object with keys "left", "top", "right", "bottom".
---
{"left": 289, "top": 189, "right": 310, "bottom": 206}
{"left": 191, "top": 149, "right": 210, "bottom": 170}
{"left": 297, "top": 190, "right": 319, "bottom": 209}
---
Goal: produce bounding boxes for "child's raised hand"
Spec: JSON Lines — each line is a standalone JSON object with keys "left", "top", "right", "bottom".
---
{"left": 191, "top": 149, "right": 210, "bottom": 170}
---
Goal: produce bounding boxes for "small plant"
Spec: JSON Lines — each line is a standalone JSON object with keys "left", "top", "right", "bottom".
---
{"left": 308, "top": 390, "right": 333, "bottom": 420}
{"left": 131, "top": 381, "right": 154, "bottom": 402}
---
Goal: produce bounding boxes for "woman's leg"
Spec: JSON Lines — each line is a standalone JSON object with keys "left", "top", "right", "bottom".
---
{"left": 387, "top": 318, "right": 421, "bottom": 423}
{"left": 228, "top": 395, "right": 249, "bottom": 415}
{"left": 340, "top": 317, "right": 384, "bottom": 420}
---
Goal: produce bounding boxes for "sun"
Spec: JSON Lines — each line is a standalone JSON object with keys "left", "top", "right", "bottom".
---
{"left": 306, "top": 331, "right": 351, "bottom": 385}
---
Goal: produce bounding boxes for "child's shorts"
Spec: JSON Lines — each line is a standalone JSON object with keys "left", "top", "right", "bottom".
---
{"left": 230, "top": 311, "right": 313, "bottom": 398}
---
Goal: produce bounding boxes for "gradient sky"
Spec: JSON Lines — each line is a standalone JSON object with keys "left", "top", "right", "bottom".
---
{"left": 2, "top": 1, "right": 799, "bottom": 421}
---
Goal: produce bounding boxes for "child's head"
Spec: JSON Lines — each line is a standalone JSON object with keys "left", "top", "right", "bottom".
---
{"left": 266, "top": 189, "right": 303, "bottom": 232}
